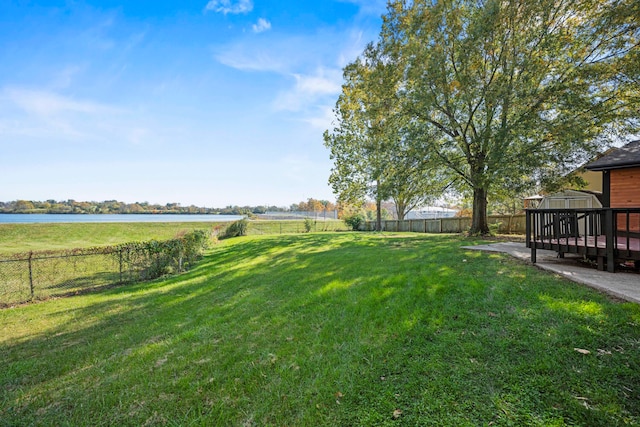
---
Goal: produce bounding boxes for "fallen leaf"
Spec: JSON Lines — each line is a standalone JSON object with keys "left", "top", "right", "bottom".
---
{"left": 574, "top": 348, "right": 591, "bottom": 355}
{"left": 488, "top": 312, "right": 498, "bottom": 317}
{"left": 335, "top": 391, "right": 344, "bottom": 399}
{"left": 392, "top": 409, "right": 403, "bottom": 419}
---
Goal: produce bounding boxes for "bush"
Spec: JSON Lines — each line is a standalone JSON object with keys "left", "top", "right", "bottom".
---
{"left": 221, "top": 218, "right": 249, "bottom": 239}
{"left": 488, "top": 221, "right": 502, "bottom": 235}
{"left": 116, "top": 229, "right": 211, "bottom": 280}
{"left": 343, "top": 214, "right": 365, "bottom": 231}
{"left": 303, "top": 218, "right": 313, "bottom": 233}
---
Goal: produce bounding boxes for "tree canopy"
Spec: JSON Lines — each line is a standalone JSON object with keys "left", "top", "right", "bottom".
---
{"left": 326, "top": 0, "right": 639, "bottom": 234}
{"left": 324, "top": 43, "right": 445, "bottom": 228}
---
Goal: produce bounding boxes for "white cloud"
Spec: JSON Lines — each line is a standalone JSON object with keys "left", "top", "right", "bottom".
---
{"left": 0, "top": 86, "right": 136, "bottom": 143}
{"left": 50, "top": 65, "right": 85, "bottom": 90}
{"left": 215, "top": 48, "right": 285, "bottom": 72}
{"left": 214, "top": 28, "right": 370, "bottom": 74}
{"left": 252, "top": 18, "right": 271, "bottom": 33}
{"left": 205, "top": 0, "right": 253, "bottom": 15}
{"left": 304, "top": 105, "right": 337, "bottom": 131}
{"left": 338, "top": 0, "right": 388, "bottom": 15}
{"left": 4, "top": 87, "right": 121, "bottom": 117}
{"left": 273, "top": 68, "right": 342, "bottom": 112}
{"left": 213, "top": 35, "right": 310, "bottom": 73}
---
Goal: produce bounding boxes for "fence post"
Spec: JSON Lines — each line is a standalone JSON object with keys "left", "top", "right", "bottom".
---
{"left": 119, "top": 249, "right": 123, "bottom": 284}
{"left": 28, "top": 251, "right": 34, "bottom": 301}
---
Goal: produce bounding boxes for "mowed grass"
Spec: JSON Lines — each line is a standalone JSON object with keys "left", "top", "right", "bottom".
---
{"left": 1, "top": 233, "right": 639, "bottom": 426}
{"left": 0, "top": 220, "right": 348, "bottom": 256}
{"left": 0, "top": 222, "right": 227, "bottom": 255}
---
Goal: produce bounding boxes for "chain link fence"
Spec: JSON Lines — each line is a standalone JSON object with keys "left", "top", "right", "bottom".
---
{"left": 0, "top": 231, "right": 210, "bottom": 307}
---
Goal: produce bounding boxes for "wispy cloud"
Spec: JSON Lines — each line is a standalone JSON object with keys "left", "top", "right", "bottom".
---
{"left": 4, "top": 87, "right": 122, "bottom": 117}
{"left": 273, "top": 68, "right": 343, "bottom": 112}
{"left": 213, "top": 28, "right": 365, "bottom": 130}
{"left": 252, "top": 18, "right": 271, "bottom": 33}
{"left": 338, "top": 0, "right": 389, "bottom": 15}
{"left": 304, "top": 105, "right": 337, "bottom": 131}
{"left": 215, "top": 47, "right": 285, "bottom": 72}
{"left": 50, "top": 65, "right": 86, "bottom": 90}
{"left": 0, "top": 86, "right": 131, "bottom": 142}
{"left": 204, "top": 0, "right": 253, "bottom": 15}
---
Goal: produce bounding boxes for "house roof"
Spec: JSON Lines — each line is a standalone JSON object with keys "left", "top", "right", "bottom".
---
{"left": 585, "top": 140, "right": 640, "bottom": 171}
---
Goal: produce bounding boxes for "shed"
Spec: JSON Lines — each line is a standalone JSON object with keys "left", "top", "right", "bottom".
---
{"left": 537, "top": 190, "right": 602, "bottom": 210}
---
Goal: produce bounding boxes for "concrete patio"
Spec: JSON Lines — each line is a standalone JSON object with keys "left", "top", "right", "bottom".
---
{"left": 462, "top": 241, "right": 640, "bottom": 304}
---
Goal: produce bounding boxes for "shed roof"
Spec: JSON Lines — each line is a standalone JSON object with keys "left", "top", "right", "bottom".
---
{"left": 585, "top": 140, "right": 640, "bottom": 171}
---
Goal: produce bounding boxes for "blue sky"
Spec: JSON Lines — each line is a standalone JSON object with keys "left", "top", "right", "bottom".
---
{"left": 0, "top": 0, "right": 387, "bottom": 207}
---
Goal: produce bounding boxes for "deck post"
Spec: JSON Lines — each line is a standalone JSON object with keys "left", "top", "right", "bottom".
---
{"left": 526, "top": 210, "right": 536, "bottom": 263}
{"left": 605, "top": 209, "right": 615, "bottom": 273}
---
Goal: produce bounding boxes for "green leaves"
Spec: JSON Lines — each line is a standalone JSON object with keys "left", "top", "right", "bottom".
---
{"left": 325, "top": 42, "right": 444, "bottom": 221}
{"left": 381, "top": 0, "right": 639, "bottom": 233}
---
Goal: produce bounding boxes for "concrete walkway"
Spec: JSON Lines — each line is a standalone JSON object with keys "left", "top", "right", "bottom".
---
{"left": 462, "top": 242, "right": 640, "bottom": 304}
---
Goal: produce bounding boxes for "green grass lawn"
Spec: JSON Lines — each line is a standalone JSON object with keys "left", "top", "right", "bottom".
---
{"left": 0, "top": 220, "right": 348, "bottom": 256}
{"left": 1, "top": 233, "right": 639, "bottom": 426}
{"left": 0, "top": 222, "right": 226, "bottom": 255}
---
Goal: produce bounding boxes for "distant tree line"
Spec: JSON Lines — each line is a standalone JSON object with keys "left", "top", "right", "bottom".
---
{"left": 0, "top": 199, "right": 338, "bottom": 216}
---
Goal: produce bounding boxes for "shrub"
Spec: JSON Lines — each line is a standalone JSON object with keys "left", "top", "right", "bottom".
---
{"left": 117, "top": 229, "right": 211, "bottom": 279}
{"left": 221, "top": 218, "right": 249, "bottom": 239}
{"left": 303, "top": 218, "right": 313, "bottom": 233}
{"left": 343, "top": 214, "right": 364, "bottom": 231}
{"left": 489, "top": 221, "right": 502, "bottom": 235}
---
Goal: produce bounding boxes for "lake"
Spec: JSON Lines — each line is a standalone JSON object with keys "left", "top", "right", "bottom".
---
{"left": 0, "top": 214, "right": 244, "bottom": 224}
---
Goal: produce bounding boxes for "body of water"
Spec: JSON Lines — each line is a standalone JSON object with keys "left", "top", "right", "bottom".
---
{"left": 0, "top": 214, "right": 244, "bottom": 224}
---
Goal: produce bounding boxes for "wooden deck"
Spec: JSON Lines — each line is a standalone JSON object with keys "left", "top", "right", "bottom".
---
{"left": 543, "top": 235, "right": 640, "bottom": 252}
{"left": 526, "top": 208, "right": 640, "bottom": 272}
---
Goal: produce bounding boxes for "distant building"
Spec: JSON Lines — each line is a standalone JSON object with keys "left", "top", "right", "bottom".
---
{"left": 405, "top": 206, "right": 458, "bottom": 220}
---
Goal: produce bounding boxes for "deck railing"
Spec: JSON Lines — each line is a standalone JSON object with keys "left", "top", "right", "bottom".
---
{"left": 526, "top": 208, "right": 640, "bottom": 272}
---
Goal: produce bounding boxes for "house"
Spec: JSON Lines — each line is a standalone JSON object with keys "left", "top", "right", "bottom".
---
{"left": 526, "top": 140, "right": 640, "bottom": 272}
{"left": 584, "top": 139, "right": 640, "bottom": 208}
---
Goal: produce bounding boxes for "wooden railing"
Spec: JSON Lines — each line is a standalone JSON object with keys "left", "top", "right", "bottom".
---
{"left": 526, "top": 208, "right": 640, "bottom": 272}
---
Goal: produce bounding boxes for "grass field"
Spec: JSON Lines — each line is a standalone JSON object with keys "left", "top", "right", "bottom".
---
{"left": 0, "top": 221, "right": 224, "bottom": 255}
{"left": 1, "top": 232, "right": 639, "bottom": 426}
{"left": 0, "top": 220, "right": 348, "bottom": 256}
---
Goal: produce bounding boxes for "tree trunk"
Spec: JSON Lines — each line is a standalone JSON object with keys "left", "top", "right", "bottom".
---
{"left": 376, "top": 197, "right": 382, "bottom": 231}
{"left": 470, "top": 186, "right": 490, "bottom": 235}
{"left": 394, "top": 198, "right": 408, "bottom": 220}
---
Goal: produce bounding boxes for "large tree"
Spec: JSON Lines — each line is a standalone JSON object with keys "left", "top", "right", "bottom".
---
{"left": 324, "top": 43, "right": 399, "bottom": 230}
{"left": 325, "top": 43, "right": 443, "bottom": 228}
{"left": 381, "top": 0, "right": 639, "bottom": 234}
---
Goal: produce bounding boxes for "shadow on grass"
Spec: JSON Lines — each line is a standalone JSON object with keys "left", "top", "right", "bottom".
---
{"left": 1, "top": 233, "right": 639, "bottom": 426}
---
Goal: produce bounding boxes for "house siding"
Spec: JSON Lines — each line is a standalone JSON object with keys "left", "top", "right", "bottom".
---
{"left": 611, "top": 167, "right": 640, "bottom": 207}
{"left": 611, "top": 167, "right": 640, "bottom": 233}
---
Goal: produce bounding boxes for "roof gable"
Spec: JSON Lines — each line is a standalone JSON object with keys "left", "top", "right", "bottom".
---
{"left": 585, "top": 140, "right": 640, "bottom": 171}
